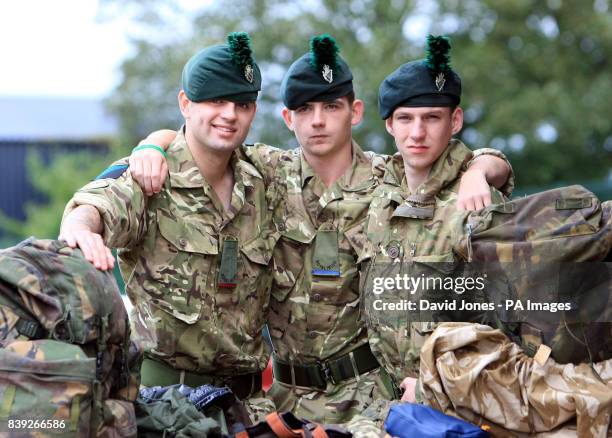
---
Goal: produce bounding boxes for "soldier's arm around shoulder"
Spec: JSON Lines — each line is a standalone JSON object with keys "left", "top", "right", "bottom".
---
{"left": 62, "top": 158, "right": 149, "bottom": 252}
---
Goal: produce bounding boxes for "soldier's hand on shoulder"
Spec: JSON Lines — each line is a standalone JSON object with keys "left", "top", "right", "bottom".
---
{"left": 457, "top": 168, "right": 492, "bottom": 211}
{"left": 59, "top": 229, "right": 115, "bottom": 271}
{"left": 129, "top": 147, "right": 168, "bottom": 196}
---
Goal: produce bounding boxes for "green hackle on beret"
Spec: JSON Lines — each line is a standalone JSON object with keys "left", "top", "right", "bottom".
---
{"left": 309, "top": 34, "right": 339, "bottom": 72}
{"left": 424, "top": 35, "right": 452, "bottom": 75}
{"left": 228, "top": 32, "right": 254, "bottom": 72}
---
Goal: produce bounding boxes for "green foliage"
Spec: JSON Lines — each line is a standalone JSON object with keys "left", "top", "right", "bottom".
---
{"left": 436, "top": 0, "right": 612, "bottom": 187}
{"left": 0, "top": 150, "right": 108, "bottom": 242}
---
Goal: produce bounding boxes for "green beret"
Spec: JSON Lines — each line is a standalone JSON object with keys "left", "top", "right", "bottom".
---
{"left": 182, "top": 32, "right": 261, "bottom": 103}
{"left": 378, "top": 35, "right": 461, "bottom": 119}
{"left": 281, "top": 34, "right": 353, "bottom": 110}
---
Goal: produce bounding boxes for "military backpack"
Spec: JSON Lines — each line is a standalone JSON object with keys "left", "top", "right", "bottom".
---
{"left": 0, "top": 238, "right": 142, "bottom": 437}
{"left": 452, "top": 185, "right": 612, "bottom": 365}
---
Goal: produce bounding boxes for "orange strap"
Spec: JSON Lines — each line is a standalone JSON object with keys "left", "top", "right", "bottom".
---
{"left": 266, "top": 412, "right": 302, "bottom": 438}
{"left": 235, "top": 431, "right": 249, "bottom": 438}
{"left": 309, "top": 424, "right": 329, "bottom": 438}
{"left": 265, "top": 412, "right": 329, "bottom": 438}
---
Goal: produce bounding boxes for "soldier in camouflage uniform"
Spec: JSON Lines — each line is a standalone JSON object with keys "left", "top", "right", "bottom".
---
{"left": 60, "top": 33, "right": 276, "bottom": 419}
{"left": 358, "top": 35, "right": 510, "bottom": 399}
{"left": 355, "top": 36, "right": 612, "bottom": 437}
{"left": 128, "top": 35, "right": 513, "bottom": 424}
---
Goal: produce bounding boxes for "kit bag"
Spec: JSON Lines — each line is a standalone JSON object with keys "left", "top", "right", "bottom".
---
{"left": 0, "top": 238, "right": 143, "bottom": 437}
{"left": 452, "top": 186, "right": 612, "bottom": 364}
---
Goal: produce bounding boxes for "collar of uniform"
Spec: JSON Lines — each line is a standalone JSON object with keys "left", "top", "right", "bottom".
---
{"left": 410, "top": 139, "right": 473, "bottom": 200}
{"left": 167, "top": 128, "right": 204, "bottom": 188}
{"left": 298, "top": 140, "right": 373, "bottom": 191}
{"left": 388, "top": 139, "right": 472, "bottom": 219}
{"left": 383, "top": 139, "right": 471, "bottom": 199}
{"left": 300, "top": 150, "right": 316, "bottom": 188}
{"left": 382, "top": 154, "right": 405, "bottom": 188}
{"left": 167, "top": 127, "right": 261, "bottom": 189}
{"left": 234, "top": 156, "right": 262, "bottom": 189}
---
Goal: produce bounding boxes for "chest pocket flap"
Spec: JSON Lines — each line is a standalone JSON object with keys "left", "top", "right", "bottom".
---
{"left": 157, "top": 210, "right": 218, "bottom": 254}
{"left": 241, "top": 235, "right": 274, "bottom": 265}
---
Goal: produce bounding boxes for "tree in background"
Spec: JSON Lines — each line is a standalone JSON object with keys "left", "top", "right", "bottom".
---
{"left": 435, "top": 0, "right": 612, "bottom": 191}
{"left": 103, "top": 0, "right": 611, "bottom": 192}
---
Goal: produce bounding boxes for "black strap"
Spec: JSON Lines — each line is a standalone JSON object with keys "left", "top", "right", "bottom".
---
{"left": 0, "top": 284, "right": 46, "bottom": 339}
{"left": 272, "top": 343, "right": 380, "bottom": 389}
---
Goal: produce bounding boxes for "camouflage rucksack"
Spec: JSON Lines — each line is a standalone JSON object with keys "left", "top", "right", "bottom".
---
{"left": 452, "top": 185, "right": 612, "bottom": 364}
{"left": 0, "top": 238, "right": 143, "bottom": 437}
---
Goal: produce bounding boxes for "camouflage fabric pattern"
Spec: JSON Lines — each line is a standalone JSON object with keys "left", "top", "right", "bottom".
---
{"left": 419, "top": 322, "right": 612, "bottom": 437}
{"left": 266, "top": 367, "right": 394, "bottom": 424}
{"left": 244, "top": 141, "right": 387, "bottom": 363}
{"left": 360, "top": 140, "right": 505, "bottom": 384}
{"left": 0, "top": 238, "right": 141, "bottom": 403}
{"left": 242, "top": 141, "right": 513, "bottom": 421}
{"left": 243, "top": 142, "right": 394, "bottom": 422}
{"left": 0, "top": 239, "right": 129, "bottom": 347}
{"left": 454, "top": 185, "right": 612, "bottom": 263}
{"left": 0, "top": 340, "right": 96, "bottom": 437}
{"left": 453, "top": 186, "right": 612, "bottom": 365}
{"left": 63, "top": 129, "right": 275, "bottom": 376}
{"left": 344, "top": 398, "right": 396, "bottom": 438}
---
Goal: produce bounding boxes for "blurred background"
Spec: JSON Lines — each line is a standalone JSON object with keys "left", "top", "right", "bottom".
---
{"left": 1, "top": 0, "right": 611, "bottom": 251}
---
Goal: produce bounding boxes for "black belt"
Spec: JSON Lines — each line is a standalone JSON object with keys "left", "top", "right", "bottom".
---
{"left": 272, "top": 343, "right": 380, "bottom": 390}
{"left": 141, "top": 358, "right": 262, "bottom": 400}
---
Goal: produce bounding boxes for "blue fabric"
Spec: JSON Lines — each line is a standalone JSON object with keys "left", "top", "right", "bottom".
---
{"left": 311, "top": 269, "right": 341, "bottom": 277}
{"left": 95, "top": 164, "right": 128, "bottom": 180}
{"left": 384, "top": 404, "right": 489, "bottom": 438}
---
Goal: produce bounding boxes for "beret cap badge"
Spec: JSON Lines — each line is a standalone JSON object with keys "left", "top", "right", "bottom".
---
{"left": 244, "top": 64, "right": 254, "bottom": 83}
{"left": 322, "top": 65, "right": 333, "bottom": 83}
{"left": 435, "top": 72, "right": 446, "bottom": 91}
{"left": 310, "top": 34, "right": 339, "bottom": 83}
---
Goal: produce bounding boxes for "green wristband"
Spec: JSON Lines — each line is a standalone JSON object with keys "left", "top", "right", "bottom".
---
{"left": 132, "top": 144, "right": 167, "bottom": 158}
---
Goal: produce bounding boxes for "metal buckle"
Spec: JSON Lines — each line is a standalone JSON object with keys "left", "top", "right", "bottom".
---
{"left": 319, "top": 361, "right": 337, "bottom": 385}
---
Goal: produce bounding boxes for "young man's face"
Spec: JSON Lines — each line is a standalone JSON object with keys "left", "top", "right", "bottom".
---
{"left": 281, "top": 96, "right": 363, "bottom": 159}
{"left": 179, "top": 90, "right": 257, "bottom": 152}
{"left": 386, "top": 106, "right": 463, "bottom": 173}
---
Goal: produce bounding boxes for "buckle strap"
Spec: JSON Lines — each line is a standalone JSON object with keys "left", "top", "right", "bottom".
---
{"left": 266, "top": 412, "right": 302, "bottom": 438}
{"left": 140, "top": 358, "right": 261, "bottom": 399}
{"left": 273, "top": 343, "right": 380, "bottom": 389}
{"left": 265, "top": 412, "right": 329, "bottom": 438}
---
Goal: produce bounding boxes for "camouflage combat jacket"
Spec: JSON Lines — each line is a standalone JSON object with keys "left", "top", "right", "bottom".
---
{"left": 242, "top": 142, "right": 387, "bottom": 363}
{"left": 64, "top": 131, "right": 275, "bottom": 375}
{"left": 359, "top": 140, "right": 507, "bottom": 383}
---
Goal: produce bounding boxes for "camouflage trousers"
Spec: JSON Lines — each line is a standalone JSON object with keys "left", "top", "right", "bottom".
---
{"left": 266, "top": 367, "right": 394, "bottom": 424}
